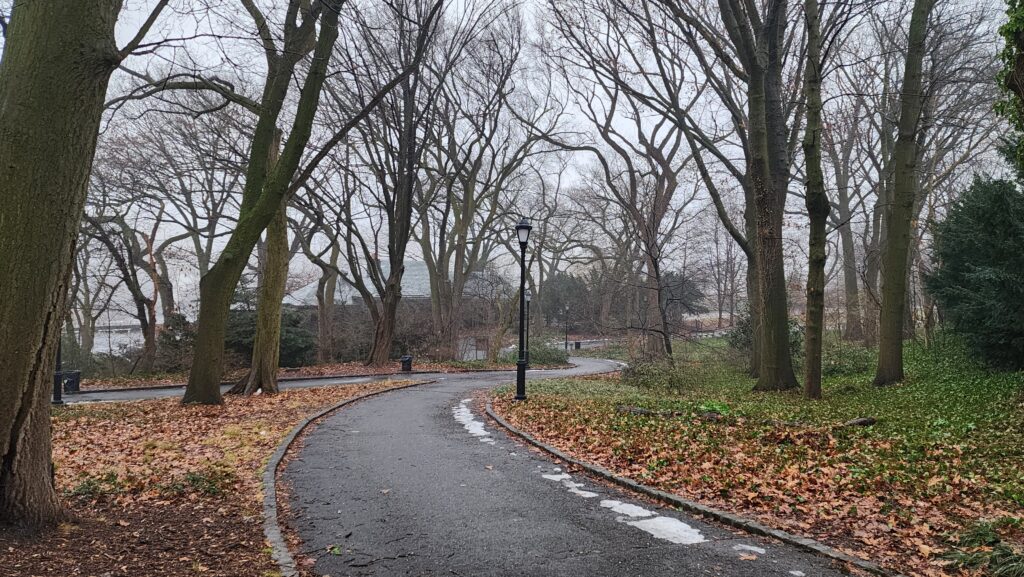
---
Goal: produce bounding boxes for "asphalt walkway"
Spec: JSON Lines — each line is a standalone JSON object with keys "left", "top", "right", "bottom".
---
{"left": 282, "top": 357, "right": 849, "bottom": 577}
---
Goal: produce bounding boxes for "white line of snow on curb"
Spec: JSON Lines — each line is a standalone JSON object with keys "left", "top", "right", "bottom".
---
{"left": 540, "top": 469, "right": 600, "bottom": 498}
{"left": 563, "top": 480, "right": 599, "bottom": 498}
{"left": 599, "top": 499, "right": 655, "bottom": 518}
{"left": 625, "top": 516, "right": 707, "bottom": 545}
{"left": 453, "top": 399, "right": 495, "bottom": 444}
{"left": 541, "top": 473, "right": 572, "bottom": 481}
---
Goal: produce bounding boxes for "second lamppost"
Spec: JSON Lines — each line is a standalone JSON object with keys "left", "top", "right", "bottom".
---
{"left": 515, "top": 217, "right": 532, "bottom": 400}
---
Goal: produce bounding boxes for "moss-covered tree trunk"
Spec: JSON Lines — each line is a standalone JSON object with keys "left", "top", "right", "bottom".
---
{"left": 0, "top": 1, "right": 123, "bottom": 528}
{"left": 801, "top": 0, "right": 828, "bottom": 400}
{"left": 746, "top": 59, "right": 798, "bottom": 391}
{"left": 875, "top": 0, "right": 935, "bottom": 386}
{"left": 745, "top": 232, "right": 761, "bottom": 377}
{"left": 230, "top": 199, "right": 289, "bottom": 395}
{"left": 183, "top": 4, "right": 341, "bottom": 404}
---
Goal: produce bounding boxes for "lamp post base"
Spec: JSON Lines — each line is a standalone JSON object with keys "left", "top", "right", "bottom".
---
{"left": 515, "top": 359, "right": 527, "bottom": 400}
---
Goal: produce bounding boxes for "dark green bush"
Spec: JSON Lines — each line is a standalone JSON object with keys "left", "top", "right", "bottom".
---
{"left": 225, "top": 306, "right": 317, "bottom": 368}
{"left": 725, "top": 311, "right": 803, "bottom": 361}
{"left": 155, "top": 313, "right": 195, "bottom": 373}
{"left": 821, "top": 341, "right": 876, "bottom": 376}
{"left": 926, "top": 177, "right": 1024, "bottom": 370}
{"left": 621, "top": 360, "right": 719, "bottom": 392}
{"left": 499, "top": 339, "right": 569, "bottom": 366}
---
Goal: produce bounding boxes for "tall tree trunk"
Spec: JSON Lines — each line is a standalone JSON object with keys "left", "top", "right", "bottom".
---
{"left": 184, "top": 6, "right": 340, "bottom": 403}
{"left": 746, "top": 244, "right": 762, "bottom": 377}
{"left": 184, "top": 244, "right": 250, "bottom": 404}
{"left": 367, "top": 284, "right": 402, "bottom": 367}
{"left": 316, "top": 244, "right": 340, "bottom": 364}
{"left": 644, "top": 255, "right": 672, "bottom": 361}
{"left": 154, "top": 251, "right": 176, "bottom": 321}
{"left": 862, "top": 212, "right": 882, "bottom": 347}
{"left": 230, "top": 200, "right": 289, "bottom": 395}
{"left": 833, "top": 165, "right": 864, "bottom": 342}
{"left": 837, "top": 212, "right": 863, "bottom": 341}
{"left": 802, "top": 0, "right": 828, "bottom": 400}
{"left": 80, "top": 320, "right": 96, "bottom": 360}
{"left": 739, "top": 176, "right": 761, "bottom": 375}
{"left": 874, "top": 0, "right": 934, "bottom": 386}
{"left": 231, "top": 132, "right": 286, "bottom": 395}
{"left": 748, "top": 65, "right": 798, "bottom": 391}
{"left": 137, "top": 299, "right": 158, "bottom": 374}
{"left": 0, "top": 0, "right": 123, "bottom": 528}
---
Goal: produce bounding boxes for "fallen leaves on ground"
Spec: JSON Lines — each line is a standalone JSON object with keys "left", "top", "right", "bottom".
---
{"left": 492, "top": 376, "right": 1023, "bottom": 577}
{"left": 0, "top": 379, "right": 413, "bottom": 577}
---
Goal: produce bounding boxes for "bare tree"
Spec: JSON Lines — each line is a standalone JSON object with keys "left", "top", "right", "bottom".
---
{"left": 67, "top": 237, "right": 122, "bottom": 365}
{"left": 415, "top": 9, "right": 563, "bottom": 359}
{"left": 312, "top": 0, "right": 488, "bottom": 366}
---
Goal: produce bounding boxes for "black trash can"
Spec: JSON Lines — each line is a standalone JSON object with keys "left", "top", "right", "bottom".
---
{"left": 400, "top": 355, "right": 413, "bottom": 372}
{"left": 574, "top": 341, "right": 581, "bottom": 350}
{"left": 63, "top": 370, "right": 81, "bottom": 394}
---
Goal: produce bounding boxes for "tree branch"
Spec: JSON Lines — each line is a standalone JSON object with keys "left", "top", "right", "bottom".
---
{"left": 118, "top": 0, "right": 171, "bottom": 60}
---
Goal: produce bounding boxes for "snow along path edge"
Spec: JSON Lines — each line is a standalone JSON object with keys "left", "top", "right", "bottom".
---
{"left": 263, "top": 379, "right": 437, "bottom": 577}
{"left": 484, "top": 400, "right": 908, "bottom": 577}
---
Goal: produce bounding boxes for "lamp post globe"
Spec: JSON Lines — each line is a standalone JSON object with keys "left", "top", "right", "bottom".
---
{"left": 514, "top": 217, "right": 532, "bottom": 400}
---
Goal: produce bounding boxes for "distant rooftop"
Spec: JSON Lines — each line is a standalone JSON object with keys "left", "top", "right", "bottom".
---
{"left": 285, "top": 259, "right": 433, "bottom": 307}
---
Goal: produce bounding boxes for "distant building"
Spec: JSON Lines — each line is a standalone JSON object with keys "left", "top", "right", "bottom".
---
{"left": 285, "top": 259, "right": 434, "bottom": 307}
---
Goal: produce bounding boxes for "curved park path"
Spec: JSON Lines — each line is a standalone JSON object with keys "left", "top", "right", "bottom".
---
{"left": 281, "top": 357, "right": 849, "bottom": 577}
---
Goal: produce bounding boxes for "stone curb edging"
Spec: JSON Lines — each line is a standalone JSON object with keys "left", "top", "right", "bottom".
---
{"left": 484, "top": 401, "right": 907, "bottom": 577}
{"left": 263, "top": 379, "right": 437, "bottom": 577}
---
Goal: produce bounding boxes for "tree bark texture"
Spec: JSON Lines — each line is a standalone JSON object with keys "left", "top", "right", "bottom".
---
{"left": 874, "top": 0, "right": 934, "bottom": 386}
{"left": 0, "top": 0, "right": 123, "bottom": 528}
{"left": 736, "top": 2, "right": 797, "bottom": 391}
{"left": 230, "top": 198, "right": 289, "bottom": 395}
{"left": 184, "top": 4, "right": 341, "bottom": 403}
{"left": 802, "top": 0, "right": 828, "bottom": 400}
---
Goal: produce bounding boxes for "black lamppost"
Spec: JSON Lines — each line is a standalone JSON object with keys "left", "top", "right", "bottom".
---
{"left": 525, "top": 288, "right": 532, "bottom": 368}
{"left": 564, "top": 304, "right": 570, "bottom": 352}
{"left": 514, "top": 217, "right": 532, "bottom": 400}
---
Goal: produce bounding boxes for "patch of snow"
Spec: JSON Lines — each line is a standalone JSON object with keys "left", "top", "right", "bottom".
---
{"left": 600, "top": 500, "right": 654, "bottom": 518}
{"left": 734, "top": 544, "right": 767, "bottom": 555}
{"left": 542, "top": 473, "right": 572, "bottom": 482}
{"left": 789, "top": 572, "right": 806, "bottom": 576}
{"left": 541, "top": 473, "right": 599, "bottom": 498}
{"left": 626, "top": 516, "right": 706, "bottom": 545}
{"left": 452, "top": 399, "right": 495, "bottom": 444}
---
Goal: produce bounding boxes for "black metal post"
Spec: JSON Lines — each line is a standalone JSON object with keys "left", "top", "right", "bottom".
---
{"left": 52, "top": 339, "right": 64, "bottom": 406}
{"left": 516, "top": 242, "right": 527, "bottom": 400}
{"left": 525, "top": 299, "right": 530, "bottom": 368}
